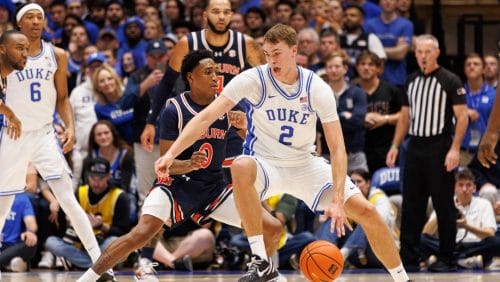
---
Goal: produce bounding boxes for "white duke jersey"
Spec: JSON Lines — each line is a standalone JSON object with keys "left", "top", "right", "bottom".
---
{"left": 6, "top": 40, "right": 58, "bottom": 131}
{"left": 222, "top": 65, "right": 339, "bottom": 167}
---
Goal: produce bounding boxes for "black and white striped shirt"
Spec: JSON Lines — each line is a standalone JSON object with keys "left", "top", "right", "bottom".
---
{"left": 403, "top": 67, "right": 466, "bottom": 137}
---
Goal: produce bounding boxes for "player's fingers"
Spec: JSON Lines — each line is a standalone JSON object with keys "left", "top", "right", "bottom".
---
{"left": 329, "top": 218, "right": 336, "bottom": 234}
{"left": 336, "top": 220, "right": 345, "bottom": 237}
{"left": 344, "top": 219, "right": 353, "bottom": 231}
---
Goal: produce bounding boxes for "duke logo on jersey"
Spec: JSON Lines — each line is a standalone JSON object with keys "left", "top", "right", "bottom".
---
{"left": 14, "top": 68, "right": 54, "bottom": 82}
{"left": 6, "top": 41, "right": 58, "bottom": 131}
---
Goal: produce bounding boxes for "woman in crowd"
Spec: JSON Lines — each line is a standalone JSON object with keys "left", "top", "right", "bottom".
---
{"left": 82, "top": 120, "right": 134, "bottom": 193}
{"left": 92, "top": 64, "right": 134, "bottom": 145}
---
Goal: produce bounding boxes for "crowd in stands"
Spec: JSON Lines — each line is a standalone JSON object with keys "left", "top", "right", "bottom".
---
{"left": 1, "top": 0, "right": 500, "bottom": 274}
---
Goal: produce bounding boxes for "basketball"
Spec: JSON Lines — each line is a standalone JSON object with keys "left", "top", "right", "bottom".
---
{"left": 299, "top": 240, "right": 344, "bottom": 281}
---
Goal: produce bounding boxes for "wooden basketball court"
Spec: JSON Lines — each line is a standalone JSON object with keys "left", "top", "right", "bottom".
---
{"left": 1, "top": 269, "right": 499, "bottom": 281}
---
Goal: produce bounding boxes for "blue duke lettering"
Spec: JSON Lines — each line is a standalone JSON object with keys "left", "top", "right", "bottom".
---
{"left": 265, "top": 108, "right": 310, "bottom": 125}
{"left": 15, "top": 68, "right": 53, "bottom": 81}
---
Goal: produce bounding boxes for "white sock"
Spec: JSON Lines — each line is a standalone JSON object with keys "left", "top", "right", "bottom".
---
{"left": 340, "top": 247, "right": 351, "bottom": 260}
{"left": 76, "top": 268, "right": 100, "bottom": 282}
{"left": 388, "top": 263, "right": 410, "bottom": 282}
{"left": 248, "top": 234, "right": 267, "bottom": 260}
{"left": 48, "top": 173, "right": 101, "bottom": 262}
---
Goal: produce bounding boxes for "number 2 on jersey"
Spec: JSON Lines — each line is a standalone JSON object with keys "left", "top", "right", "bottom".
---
{"left": 279, "top": 125, "right": 294, "bottom": 145}
{"left": 198, "top": 143, "right": 213, "bottom": 168}
{"left": 30, "top": 82, "right": 41, "bottom": 102}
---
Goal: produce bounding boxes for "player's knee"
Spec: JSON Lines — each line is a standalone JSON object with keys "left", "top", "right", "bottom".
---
{"left": 230, "top": 157, "right": 256, "bottom": 178}
{"left": 192, "top": 228, "right": 215, "bottom": 244}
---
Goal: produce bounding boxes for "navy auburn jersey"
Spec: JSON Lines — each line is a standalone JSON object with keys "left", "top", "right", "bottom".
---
{"left": 187, "top": 29, "right": 251, "bottom": 92}
{"left": 187, "top": 29, "right": 250, "bottom": 161}
{"left": 159, "top": 92, "right": 230, "bottom": 212}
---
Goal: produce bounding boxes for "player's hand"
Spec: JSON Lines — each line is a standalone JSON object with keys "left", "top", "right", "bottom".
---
{"left": 155, "top": 154, "right": 174, "bottom": 178}
{"left": 141, "top": 124, "right": 156, "bottom": 152}
{"left": 21, "top": 231, "right": 38, "bottom": 247}
{"left": 61, "top": 127, "right": 75, "bottom": 153}
{"left": 444, "top": 147, "right": 460, "bottom": 172}
{"left": 48, "top": 201, "right": 60, "bottom": 227}
{"left": 324, "top": 201, "right": 352, "bottom": 237}
{"left": 386, "top": 146, "right": 398, "bottom": 167}
{"left": 190, "top": 151, "right": 208, "bottom": 170}
{"left": 477, "top": 131, "right": 498, "bottom": 168}
{"left": 6, "top": 115, "right": 22, "bottom": 140}
{"left": 228, "top": 110, "right": 247, "bottom": 130}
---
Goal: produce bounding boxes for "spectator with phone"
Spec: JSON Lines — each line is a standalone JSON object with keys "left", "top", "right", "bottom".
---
{"left": 420, "top": 169, "right": 500, "bottom": 269}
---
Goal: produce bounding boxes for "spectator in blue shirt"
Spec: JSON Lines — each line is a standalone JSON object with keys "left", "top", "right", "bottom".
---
{"left": 0, "top": 193, "right": 38, "bottom": 272}
{"left": 461, "top": 53, "right": 497, "bottom": 165}
{"left": 93, "top": 64, "right": 134, "bottom": 144}
{"left": 364, "top": 0, "right": 413, "bottom": 87}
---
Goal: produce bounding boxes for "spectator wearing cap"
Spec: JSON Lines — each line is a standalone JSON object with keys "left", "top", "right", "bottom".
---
{"left": 70, "top": 51, "right": 106, "bottom": 190}
{"left": 45, "top": 157, "right": 131, "bottom": 270}
{"left": 122, "top": 39, "right": 179, "bottom": 207}
{"left": 96, "top": 29, "right": 119, "bottom": 53}
{"left": 117, "top": 16, "right": 148, "bottom": 72}
{"left": 65, "top": 0, "right": 100, "bottom": 44}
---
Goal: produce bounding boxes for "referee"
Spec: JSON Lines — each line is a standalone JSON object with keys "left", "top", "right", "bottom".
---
{"left": 386, "top": 35, "right": 468, "bottom": 272}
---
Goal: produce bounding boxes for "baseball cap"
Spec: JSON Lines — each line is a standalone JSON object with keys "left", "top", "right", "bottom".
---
{"left": 87, "top": 157, "right": 110, "bottom": 177}
{"left": 98, "top": 28, "right": 117, "bottom": 40}
{"left": 146, "top": 39, "right": 167, "bottom": 55}
{"left": 87, "top": 52, "right": 106, "bottom": 65}
{"left": 162, "top": 33, "right": 178, "bottom": 45}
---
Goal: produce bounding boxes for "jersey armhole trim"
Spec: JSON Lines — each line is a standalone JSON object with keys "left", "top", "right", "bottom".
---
{"left": 253, "top": 66, "right": 266, "bottom": 109}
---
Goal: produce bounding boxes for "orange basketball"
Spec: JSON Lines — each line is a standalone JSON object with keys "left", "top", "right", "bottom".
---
{"left": 299, "top": 240, "right": 344, "bottom": 281}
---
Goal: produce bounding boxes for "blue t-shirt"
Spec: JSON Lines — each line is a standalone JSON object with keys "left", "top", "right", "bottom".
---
{"left": 462, "top": 83, "right": 496, "bottom": 150}
{"left": 94, "top": 102, "right": 134, "bottom": 145}
{"left": 364, "top": 16, "right": 414, "bottom": 86}
{"left": 1, "top": 193, "right": 35, "bottom": 246}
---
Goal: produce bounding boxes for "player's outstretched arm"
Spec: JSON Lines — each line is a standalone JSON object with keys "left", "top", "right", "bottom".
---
{"left": 322, "top": 120, "right": 352, "bottom": 236}
{"left": 155, "top": 95, "right": 236, "bottom": 177}
{"left": 478, "top": 92, "right": 500, "bottom": 167}
{"left": 53, "top": 46, "right": 75, "bottom": 153}
{"left": 158, "top": 139, "right": 208, "bottom": 175}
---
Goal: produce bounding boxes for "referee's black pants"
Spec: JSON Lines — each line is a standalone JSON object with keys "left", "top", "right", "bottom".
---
{"left": 400, "top": 135, "right": 457, "bottom": 265}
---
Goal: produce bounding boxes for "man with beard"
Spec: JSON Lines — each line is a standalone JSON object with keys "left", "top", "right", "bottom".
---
{"left": 339, "top": 5, "right": 386, "bottom": 79}
{"left": 141, "top": 0, "right": 264, "bottom": 191}
{"left": 104, "top": 0, "right": 126, "bottom": 43}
